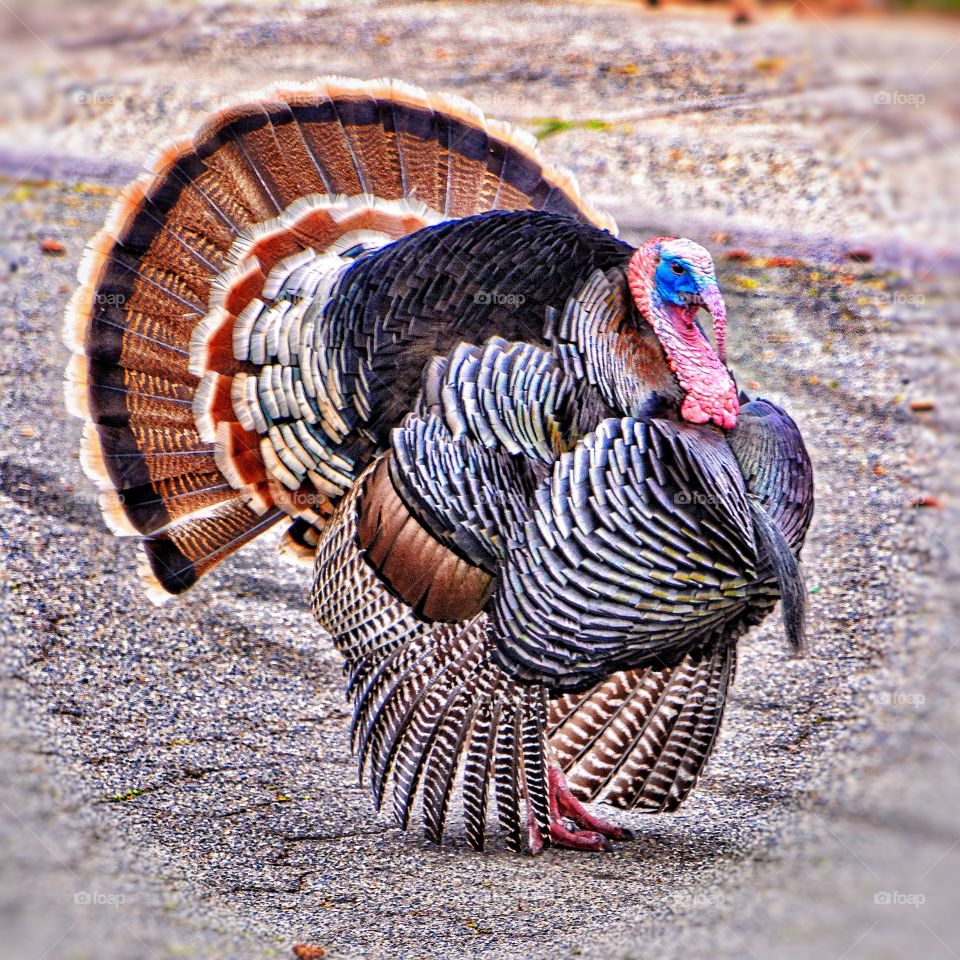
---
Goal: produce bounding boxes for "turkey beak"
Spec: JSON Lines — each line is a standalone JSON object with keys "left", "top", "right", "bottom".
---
{"left": 698, "top": 280, "right": 728, "bottom": 364}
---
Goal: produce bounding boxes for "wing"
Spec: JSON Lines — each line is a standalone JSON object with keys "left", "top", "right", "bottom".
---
{"left": 310, "top": 338, "right": 572, "bottom": 851}
{"left": 313, "top": 340, "right": 813, "bottom": 843}
{"left": 728, "top": 395, "right": 815, "bottom": 554}
{"left": 388, "top": 340, "right": 768, "bottom": 698}
{"left": 387, "top": 337, "right": 572, "bottom": 569}
{"left": 312, "top": 461, "right": 550, "bottom": 853}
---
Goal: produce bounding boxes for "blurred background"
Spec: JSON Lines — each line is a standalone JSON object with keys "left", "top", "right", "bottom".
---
{"left": 1, "top": 2, "right": 958, "bottom": 959}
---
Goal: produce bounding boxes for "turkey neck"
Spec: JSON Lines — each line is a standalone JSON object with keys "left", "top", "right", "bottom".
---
{"left": 321, "top": 209, "right": 633, "bottom": 447}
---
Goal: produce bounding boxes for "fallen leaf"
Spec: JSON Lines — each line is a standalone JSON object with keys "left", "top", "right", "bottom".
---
{"left": 764, "top": 256, "right": 801, "bottom": 269}
{"left": 847, "top": 249, "right": 873, "bottom": 263}
{"left": 19, "top": 426, "right": 36, "bottom": 437}
{"left": 40, "top": 239, "right": 65, "bottom": 255}
{"left": 724, "top": 248, "right": 752, "bottom": 262}
{"left": 755, "top": 57, "right": 787, "bottom": 72}
{"left": 293, "top": 946, "right": 326, "bottom": 960}
{"left": 908, "top": 399, "right": 935, "bottom": 412}
{"left": 910, "top": 495, "right": 940, "bottom": 509}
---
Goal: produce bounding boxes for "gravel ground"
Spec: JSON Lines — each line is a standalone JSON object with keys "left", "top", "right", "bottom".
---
{"left": 1, "top": 2, "right": 958, "bottom": 959}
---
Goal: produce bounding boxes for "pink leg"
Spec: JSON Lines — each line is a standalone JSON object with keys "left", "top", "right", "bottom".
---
{"left": 527, "top": 764, "right": 634, "bottom": 853}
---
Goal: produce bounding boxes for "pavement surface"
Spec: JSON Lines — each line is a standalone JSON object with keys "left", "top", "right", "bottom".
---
{"left": 1, "top": 2, "right": 958, "bottom": 959}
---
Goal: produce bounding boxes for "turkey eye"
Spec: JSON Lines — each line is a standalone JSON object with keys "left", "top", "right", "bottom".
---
{"left": 670, "top": 262, "right": 684, "bottom": 275}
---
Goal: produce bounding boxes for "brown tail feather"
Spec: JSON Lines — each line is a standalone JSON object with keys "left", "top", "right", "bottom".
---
{"left": 548, "top": 641, "right": 736, "bottom": 812}
{"left": 139, "top": 501, "right": 284, "bottom": 600}
{"left": 65, "top": 76, "right": 615, "bottom": 600}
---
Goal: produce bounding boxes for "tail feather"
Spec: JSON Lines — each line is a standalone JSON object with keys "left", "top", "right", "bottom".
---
{"left": 101, "top": 475, "right": 235, "bottom": 536}
{"left": 423, "top": 696, "right": 481, "bottom": 846}
{"left": 255, "top": 99, "right": 335, "bottom": 199}
{"left": 284, "top": 88, "right": 367, "bottom": 197}
{"left": 381, "top": 636, "right": 472, "bottom": 824}
{"left": 139, "top": 501, "right": 284, "bottom": 599}
{"left": 66, "top": 75, "right": 615, "bottom": 601}
{"left": 362, "top": 643, "right": 438, "bottom": 807}
{"left": 193, "top": 108, "right": 284, "bottom": 222}
{"left": 748, "top": 497, "right": 808, "bottom": 653}
{"left": 521, "top": 692, "right": 552, "bottom": 839}
{"left": 156, "top": 140, "right": 249, "bottom": 236}
{"left": 334, "top": 93, "right": 407, "bottom": 200}
{"left": 391, "top": 651, "right": 477, "bottom": 831}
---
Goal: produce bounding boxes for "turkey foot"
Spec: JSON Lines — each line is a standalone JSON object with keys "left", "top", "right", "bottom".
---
{"left": 528, "top": 765, "right": 634, "bottom": 853}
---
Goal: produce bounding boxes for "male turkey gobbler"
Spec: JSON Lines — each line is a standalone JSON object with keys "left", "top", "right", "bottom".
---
{"left": 64, "top": 78, "right": 813, "bottom": 854}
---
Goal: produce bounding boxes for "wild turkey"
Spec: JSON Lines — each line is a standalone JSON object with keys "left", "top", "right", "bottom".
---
{"left": 64, "top": 77, "right": 814, "bottom": 853}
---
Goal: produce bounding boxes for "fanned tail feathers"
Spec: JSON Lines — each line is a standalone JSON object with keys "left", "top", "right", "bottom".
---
{"left": 64, "top": 76, "right": 616, "bottom": 600}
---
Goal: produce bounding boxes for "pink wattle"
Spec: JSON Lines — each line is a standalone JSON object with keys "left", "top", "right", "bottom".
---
{"left": 661, "top": 307, "right": 740, "bottom": 430}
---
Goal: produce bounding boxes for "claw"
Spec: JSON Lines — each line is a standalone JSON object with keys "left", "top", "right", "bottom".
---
{"left": 549, "top": 822, "right": 612, "bottom": 853}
